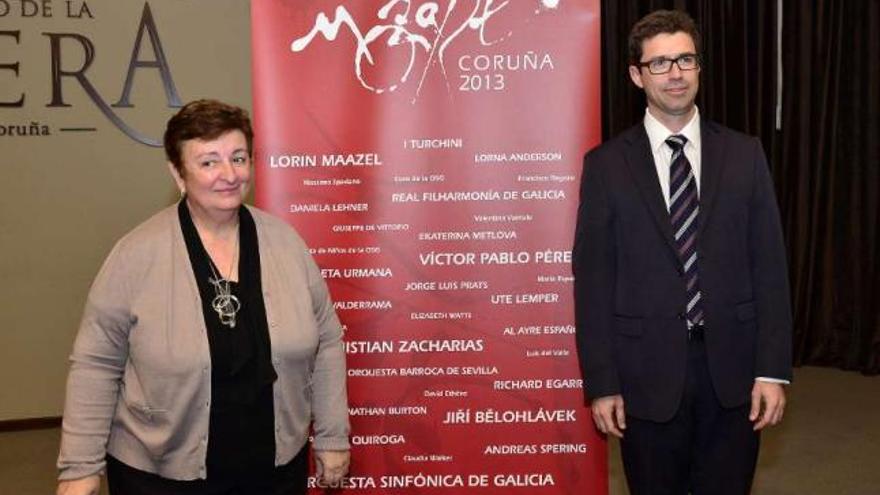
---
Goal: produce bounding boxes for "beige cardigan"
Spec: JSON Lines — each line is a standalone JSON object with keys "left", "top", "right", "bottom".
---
{"left": 58, "top": 204, "right": 349, "bottom": 481}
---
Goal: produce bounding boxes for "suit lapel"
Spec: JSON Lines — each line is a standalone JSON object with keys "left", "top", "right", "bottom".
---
{"left": 623, "top": 126, "right": 680, "bottom": 263}
{"left": 698, "top": 120, "right": 725, "bottom": 236}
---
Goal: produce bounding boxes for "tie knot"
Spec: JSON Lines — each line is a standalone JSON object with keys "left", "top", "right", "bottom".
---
{"left": 665, "top": 135, "right": 687, "bottom": 151}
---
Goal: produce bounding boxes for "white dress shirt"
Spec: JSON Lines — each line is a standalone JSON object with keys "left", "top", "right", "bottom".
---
{"left": 643, "top": 107, "right": 702, "bottom": 210}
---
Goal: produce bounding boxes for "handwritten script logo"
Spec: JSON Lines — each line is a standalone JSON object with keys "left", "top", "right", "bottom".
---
{"left": 291, "top": 0, "right": 560, "bottom": 102}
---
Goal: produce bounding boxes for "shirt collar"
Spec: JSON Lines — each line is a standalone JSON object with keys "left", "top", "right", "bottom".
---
{"left": 643, "top": 107, "right": 701, "bottom": 155}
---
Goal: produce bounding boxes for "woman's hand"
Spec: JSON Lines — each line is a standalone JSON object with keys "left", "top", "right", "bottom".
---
{"left": 57, "top": 475, "right": 100, "bottom": 495}
{"left": 314, "top": 449, "right": 350, "bottom": 486}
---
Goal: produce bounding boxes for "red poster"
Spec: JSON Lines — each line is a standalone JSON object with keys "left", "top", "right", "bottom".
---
{"left": 252, "top": 1, "right": 603, "bottom": 492}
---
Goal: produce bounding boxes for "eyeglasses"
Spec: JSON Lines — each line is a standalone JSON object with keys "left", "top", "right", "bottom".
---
{"left": 636, "top": 53, "right": 701, "bottom": 75}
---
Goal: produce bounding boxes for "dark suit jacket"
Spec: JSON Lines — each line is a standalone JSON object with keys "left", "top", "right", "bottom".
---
{"left": 572, "top": 119, "right": 792, "bottom": 422}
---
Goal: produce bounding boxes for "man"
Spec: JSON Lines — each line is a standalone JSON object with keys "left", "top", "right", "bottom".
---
{"left": 572, "top": 10, "right": 792, "bottom": 495}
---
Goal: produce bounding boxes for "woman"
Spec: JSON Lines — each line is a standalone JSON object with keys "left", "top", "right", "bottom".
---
{"left": 57, "top": 100, "right": 350, "bottom": 495}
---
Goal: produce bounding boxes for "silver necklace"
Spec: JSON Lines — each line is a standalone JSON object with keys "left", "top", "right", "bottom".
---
{"left": 207, "top": 233, "right": 241, "bottom": 329}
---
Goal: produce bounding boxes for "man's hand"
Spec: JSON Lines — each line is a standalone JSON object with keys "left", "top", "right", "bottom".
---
{"left": 57, "top": 475, "right": 100, "bottom": 495}
{"left": 750, "top": 381, "right": 786, "bottom": 430}
{"left": 591, "top": 394, "right": 626, "bottom": 438}
{"left": 315, "top": 449, "right": 350, "bottom": 486}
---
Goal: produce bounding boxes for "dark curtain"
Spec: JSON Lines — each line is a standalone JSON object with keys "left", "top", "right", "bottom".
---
{"left": 778, "top": 1, "right": 880, "bottom": 374}
{"left": 600, "top": 0, "right": 880, "bottom": 374}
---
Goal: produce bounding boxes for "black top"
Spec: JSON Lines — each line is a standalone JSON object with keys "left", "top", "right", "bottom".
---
{"left": 178, "top": 201, "right": 278, "bottom": 479}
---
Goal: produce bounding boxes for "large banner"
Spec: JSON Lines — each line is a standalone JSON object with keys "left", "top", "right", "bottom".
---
{"left": 251, "top": 1, "right": 602, "bottom": 492}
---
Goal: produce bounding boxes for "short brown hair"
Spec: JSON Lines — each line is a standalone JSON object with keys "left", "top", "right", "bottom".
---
{"left": 628, "top": 10, "right": 701, "bottom": 64}
{"left": 163, "top": 99, "right": 254, "bottom": 173}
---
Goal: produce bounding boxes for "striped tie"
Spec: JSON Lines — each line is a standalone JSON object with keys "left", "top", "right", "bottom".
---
{"left": 666, "top": 135, "right": 704, "bottom": 327}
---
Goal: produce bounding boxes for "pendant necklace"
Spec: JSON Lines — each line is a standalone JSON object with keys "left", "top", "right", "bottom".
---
{"left": 207, "top": 231, "right": 241, "bottom": 329}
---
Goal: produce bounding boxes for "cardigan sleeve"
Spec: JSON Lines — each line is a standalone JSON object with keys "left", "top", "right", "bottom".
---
{"left": 303, "top": 248, "right": 351, "bottom": 451}
{"left": 57, "top": 240, "right": 136, "bottom": 480}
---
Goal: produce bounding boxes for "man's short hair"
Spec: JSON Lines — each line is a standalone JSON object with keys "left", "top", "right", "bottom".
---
{"left": 628, "top": 10, "right": 701, "bottom": 64}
